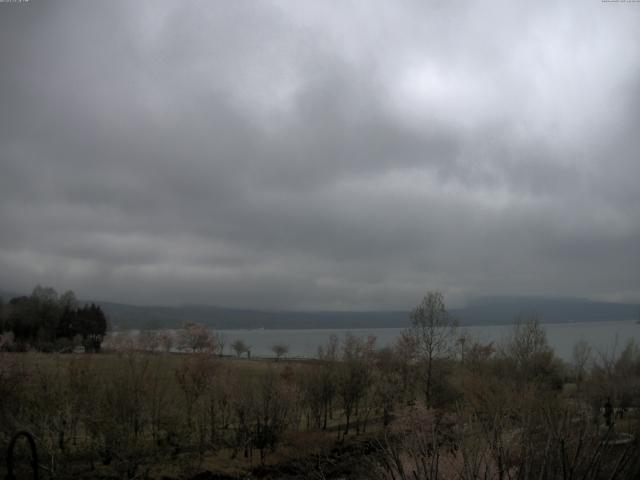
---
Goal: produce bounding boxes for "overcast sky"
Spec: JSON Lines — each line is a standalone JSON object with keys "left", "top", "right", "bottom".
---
{"left": 1, "top": 1, "right": 639, "bottom": 309}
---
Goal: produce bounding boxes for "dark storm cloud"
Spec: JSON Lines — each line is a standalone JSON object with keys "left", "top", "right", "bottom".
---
{"left": 1, "top": 0, "right": 639, "bottom": 309}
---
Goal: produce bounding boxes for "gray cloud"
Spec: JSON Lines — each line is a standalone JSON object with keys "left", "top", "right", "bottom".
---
{"left": 1, "top": 0, "right": 639, "bottom": 309}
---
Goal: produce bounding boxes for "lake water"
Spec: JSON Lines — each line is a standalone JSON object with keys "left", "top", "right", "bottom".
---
{"left": 212, "top": 320, "right": 640, "bottom": 361}
{"left": 118, "top": 320, "right": 640, "bottom": 361}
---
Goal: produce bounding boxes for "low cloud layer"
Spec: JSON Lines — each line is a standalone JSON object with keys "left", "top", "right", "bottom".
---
{"left": 1, "top": 1, "right": 639, "bottom": 309}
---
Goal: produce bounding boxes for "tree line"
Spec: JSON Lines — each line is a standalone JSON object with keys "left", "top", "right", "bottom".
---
{"left": 0, "top": 285, "right": 107, "bottom": 352}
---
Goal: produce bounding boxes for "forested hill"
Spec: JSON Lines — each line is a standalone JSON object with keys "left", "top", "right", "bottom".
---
{"left": 2, "top": 289, "right": 638, "bottom": 330}
{"left": 95, "top": 297, "right": 640, "bottom": 330}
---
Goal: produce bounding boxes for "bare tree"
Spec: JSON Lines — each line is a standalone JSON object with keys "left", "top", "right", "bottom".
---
{"left": 572, "top": 339, "right": 592, "bottom": 383}
{"left": 214, "top": 332, "right": 226, "bottom": 357}
{"left": 407, "top": 291, "right": 457, "bottom": 407}
{"left": 175, "top": 354, "right": 217, "bottom": 433}
{"left": 271, "top": 343, "right": 289, "bottom": 361}
{"left": 158, "top": 331, "right": 174, "bottom": 353}
{"left": 231, "top": 339, "right": 249, "bottom": 358}
{"left": 178, "top": 322, "right": 216, "bottom": 354}
{"left": 500, "top": 316, "right": 555, "bottom": 385}
{"left": 337, "top": 333, "right": 376, "bottom": 435}
{"left": 252, "top": 369, "right": 293, "bottom": 463}
{"left": 317, "top": 334, "right": 339, "bottom": 361}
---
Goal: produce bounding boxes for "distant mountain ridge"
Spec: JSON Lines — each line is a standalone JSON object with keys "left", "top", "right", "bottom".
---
{"left": 1, "top": 289, "right": 638, "bottom": 330}
{"left": 457, "top": 296, "right": 640, "bottom": 326}
{"left": 97, "top": 302, "right": 409, "bottom": 330}
{"left": 97, "top": 297, "right": 640, "bottom": 330}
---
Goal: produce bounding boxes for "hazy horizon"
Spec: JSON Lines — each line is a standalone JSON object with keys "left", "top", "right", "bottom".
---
{"left": 2, "top": 1, "right": 639, "bottom": 310}
{"left": 4, "top": 286, "right": 640, "bottom": 316}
